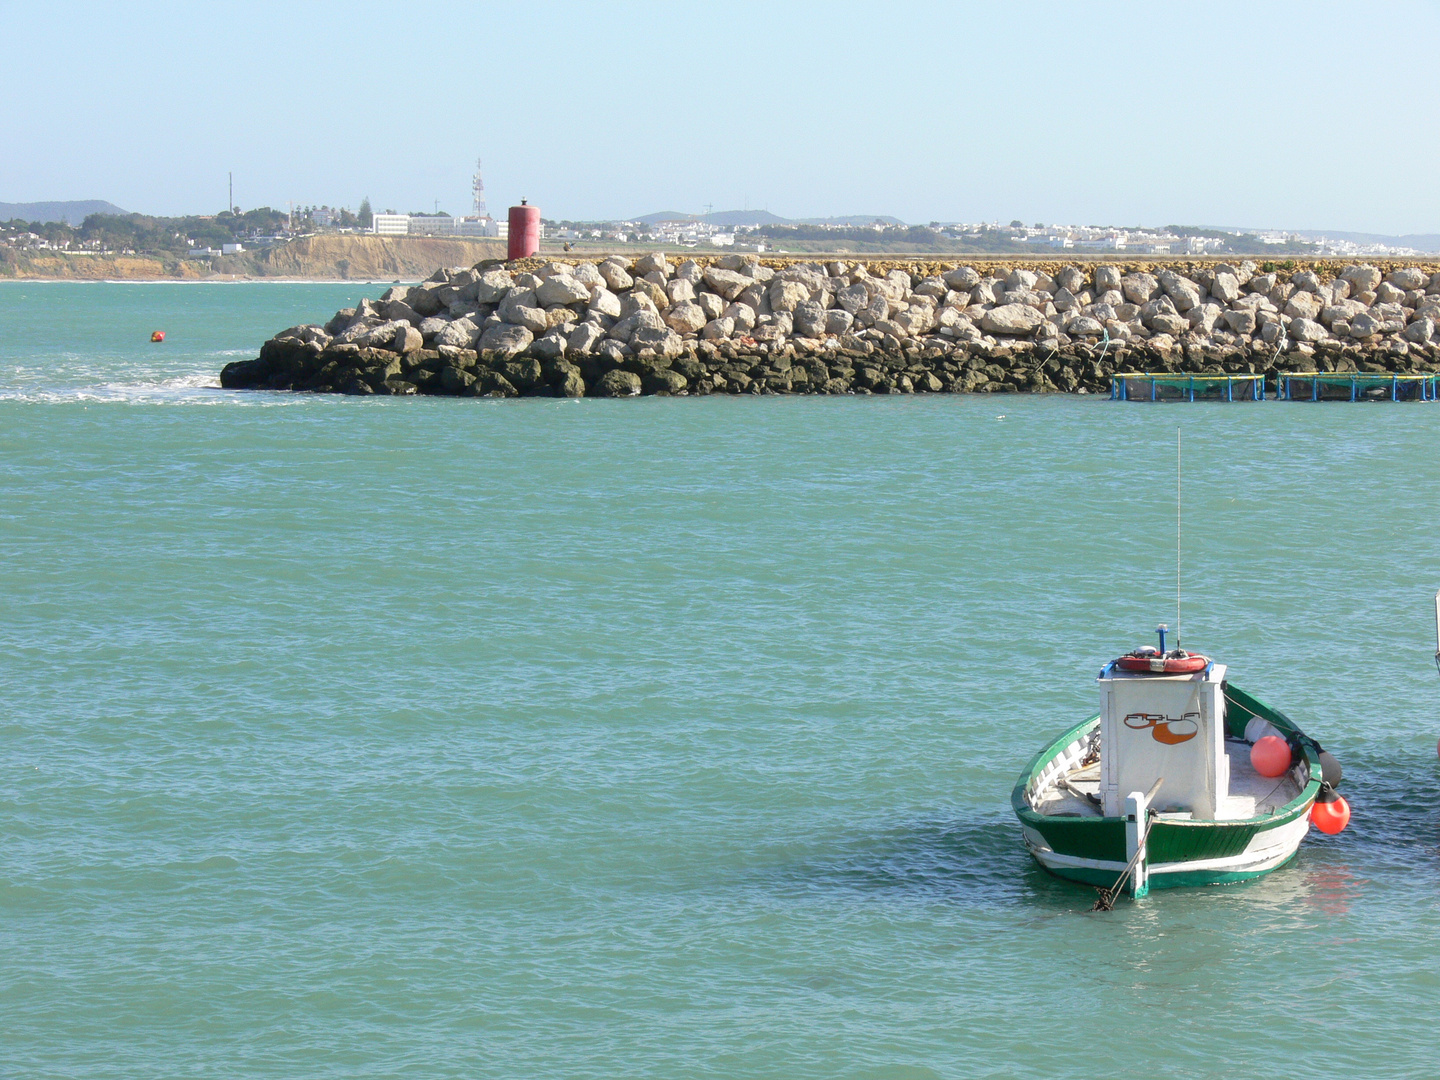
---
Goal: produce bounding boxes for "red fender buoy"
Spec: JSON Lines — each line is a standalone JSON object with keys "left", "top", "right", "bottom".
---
{"left": 1251, "top": 735, "right": 1293, "bottom": 778}
{"left": 150, "top": 331, "right": 166, "bottom": 342}
{"left": 1311, "top": 788, "right": 1350, "bottom": 835}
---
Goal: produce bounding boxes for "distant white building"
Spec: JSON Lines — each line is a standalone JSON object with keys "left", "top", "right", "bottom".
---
{"left": 1074, "top": 236, "right": 1123, "bottom": 250}
{"left": 408, "top": 214, "right": 456, "bottom": 236}
{"left": 455, "top": 216, "right": 500, "bottom": 237}
{"left": 221, "top": 243, "right": 244, "bottom": 255}
{"left": 187, "top": 247, "right": 222, "bottom": 258}
{"left": 372, "top": 214, "right": 410, "bottom": 236}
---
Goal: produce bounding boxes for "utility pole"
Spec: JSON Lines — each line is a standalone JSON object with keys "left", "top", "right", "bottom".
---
{"left": 228, "top": 172, "right": 233, "bottom": 214}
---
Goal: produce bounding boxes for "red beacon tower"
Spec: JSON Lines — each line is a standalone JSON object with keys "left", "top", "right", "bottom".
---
{"left": 507, "top": 200, "right": 540, "bottom": 261}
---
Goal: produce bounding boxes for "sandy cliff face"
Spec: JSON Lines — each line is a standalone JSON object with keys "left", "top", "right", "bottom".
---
{"left": 250, "top": 236, "right": 505, "bottom": 279}
{"left": 0, "top": 235, "right": 506, "bottom": 280}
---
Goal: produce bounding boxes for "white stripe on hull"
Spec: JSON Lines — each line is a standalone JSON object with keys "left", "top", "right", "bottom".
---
{"left": 1024, "top": 813, "right": 1311, "bottom": 879}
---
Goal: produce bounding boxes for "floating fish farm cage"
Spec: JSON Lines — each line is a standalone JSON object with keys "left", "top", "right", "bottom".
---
{"left": 1111, "top": 372, "right": 1439, "bottom": 402}
{"left": 1111, "top": 374, "right": 1265, "bottom": 402}
{"left": 1275, "top": 372, "right": 1438, "bottom": 402}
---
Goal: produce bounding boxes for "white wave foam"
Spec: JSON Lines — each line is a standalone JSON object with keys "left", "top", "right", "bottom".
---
{"left": 0, "top": 372, "right": 324, "bottom": 406}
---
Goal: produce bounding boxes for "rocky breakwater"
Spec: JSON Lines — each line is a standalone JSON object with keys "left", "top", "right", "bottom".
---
{"left": 221, "top": 255, "right": 1440, "bottom": 398}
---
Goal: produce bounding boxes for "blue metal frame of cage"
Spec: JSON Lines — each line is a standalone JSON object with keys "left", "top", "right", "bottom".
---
{"left": 1110, "top": 374, "right": 1265, "bottom": 402}
{"left": 1278, "top": 372, "right": 1438, "bottom": 402}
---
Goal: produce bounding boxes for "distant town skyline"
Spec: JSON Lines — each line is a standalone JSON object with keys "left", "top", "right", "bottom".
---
{"left": 5, "top": 1, "right": 1440, "bottom": 236}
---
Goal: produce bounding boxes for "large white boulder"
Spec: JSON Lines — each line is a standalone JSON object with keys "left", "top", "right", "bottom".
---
{"left": 609, "top": 310, "right": 666, "bottom": 343}
{"left": 475, "top": 269, "right": 515, "bottom": 304}
{"left": 1159, "top": 271, "right": 1202, "bottom": 312}
{"left": 566, "top": 322, "right": 605, "bottom": 357}
{"left": 663, "top": 301, "right": 708, "bottom": 335}
{"left": 943, "top": 266, "right": 981, "bottom": 291}
{"left": 1349, "top": 312, "right": 1380, "bottom": 339}
{"left": 1122, "top": 272, "right": 1161, "bottom": 305}
{"left": 793, "top": 300, "right": 828, "bottom": 338}
{"left": 825, "top": 308, "right": 855, "bottom": 335}
{"left": 836, "top": 283, "right": 870, "bottom": 314}
{"left": 1404, "top": 317, "right": 1434, "bottom": 344}
{"left": 1318, "top": 299, "right": 1365, "bottom": 325}
{"left": 1386, "top": 268, "right": 1428, "bottom": 290}
{"left": 588, "top": 288, "right": 623, "bottom": 320}
{"left": 724, "top": 302, "right": 757, "bottom": 330}
{"left": 571, "top": 262, "right": 605, "bottom": 288}
{"left": 1223, "top": 309, "right": 1257, "bottom": 335}
{"left": 769, "top": 280, "right": 812, "bottom": 313}
{"left": 435, "top": 318, "right": 480, "bottom": 349}
{"left": 979, "top": 304, "right": 1046, "bottom": 335}
{"left": 535, "top": 274, "right": 591, "bottom": 307}
{"left": 1210, "top": 272, "right": 1240, "bottom": 304}
{"left": 478, "top": 323, "right": 533, "bottom": 360}
{"left": 1284, "top": 292, "right": 1324, "bottom": 320}
{"left": 703, "top": 267, "right": 752, "bottom": 301}
{"left": 598, "top": 260, "right": 634, "bottom": 291}
{"left": 633, "top": 252, "right": 670, "bottom": 278}
{"left": 1340, "top": 264, "right": 1381, "bottom": 294}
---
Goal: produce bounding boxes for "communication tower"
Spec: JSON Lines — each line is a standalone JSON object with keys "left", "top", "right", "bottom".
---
{"left": 472, "top": 159, "right": 488, "bottom": 219}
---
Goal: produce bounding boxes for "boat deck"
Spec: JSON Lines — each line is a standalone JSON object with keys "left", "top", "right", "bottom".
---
{"left": 1035, "top": 737, "right": 1302, "bottom": 821}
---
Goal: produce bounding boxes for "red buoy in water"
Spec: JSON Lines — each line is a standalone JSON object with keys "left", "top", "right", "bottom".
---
{"left": 1311, "top": 788, "right": 1350, "bottom": 835}
{"left": 1250, "top": 735, "right": 1292, "bottom": 778}
{"left": 150, "top": 330, "right": 166, "bottom": 342}
{"left": 508, "top": 200, "right": 540, "bottom": 261}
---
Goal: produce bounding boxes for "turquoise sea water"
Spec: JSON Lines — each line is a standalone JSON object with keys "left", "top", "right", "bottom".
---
{"left": 5, "top": 282, "right": 1440, "bottom": 1079}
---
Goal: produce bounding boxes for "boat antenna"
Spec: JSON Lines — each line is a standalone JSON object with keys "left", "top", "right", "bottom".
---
{"left": 1176, "top": 427, "right": 1182, "bottom": 652}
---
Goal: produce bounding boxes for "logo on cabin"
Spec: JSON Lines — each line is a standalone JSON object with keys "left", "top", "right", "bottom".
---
{"left": 1123, "top": 711, "right": 1200, "bottom": 745}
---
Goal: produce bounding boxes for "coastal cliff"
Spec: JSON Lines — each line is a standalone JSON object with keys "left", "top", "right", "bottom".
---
{"left": 0, "top": 235, "right": 505, "bottom": 281}
{"left": 222, "top": 253, "right": 1440, "bottom": 397}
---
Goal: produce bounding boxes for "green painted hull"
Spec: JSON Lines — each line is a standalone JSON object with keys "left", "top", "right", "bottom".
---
{"left": 1012, "top": 683, "right": 1322, "bottom": 891}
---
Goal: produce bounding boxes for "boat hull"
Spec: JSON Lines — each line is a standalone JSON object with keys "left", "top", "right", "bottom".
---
{"left": 1012, "top": 684, "right": 1322, "bottom": 891}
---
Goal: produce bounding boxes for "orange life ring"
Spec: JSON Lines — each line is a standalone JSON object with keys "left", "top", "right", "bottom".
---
{"left": 1114, "top": 650, "right": 1209, "bottom": 674}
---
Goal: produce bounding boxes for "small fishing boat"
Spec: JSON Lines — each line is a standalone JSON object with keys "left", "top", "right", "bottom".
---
{"left": 1012, "top": 626, "right": 1348, "bottom": 903}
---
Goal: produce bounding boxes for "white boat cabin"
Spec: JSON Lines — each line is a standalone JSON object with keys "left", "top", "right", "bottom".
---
{"left": 1100, "top": 663, "right": 1233, "bottom": 820}
{"left": 1030, "top": 661, "right": 1304, "bottom": 822}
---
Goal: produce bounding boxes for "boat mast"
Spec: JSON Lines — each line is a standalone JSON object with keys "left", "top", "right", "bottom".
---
{"left": 1176, "top": 427, "right": 1182, "bottom": 652}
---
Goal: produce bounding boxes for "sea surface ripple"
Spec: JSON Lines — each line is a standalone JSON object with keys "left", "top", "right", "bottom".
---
{"left": 3, "top": 283, "right": 1440, "bottom": 1078}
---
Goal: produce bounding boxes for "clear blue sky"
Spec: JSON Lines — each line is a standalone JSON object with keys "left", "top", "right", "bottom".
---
{"left": 4, "top": 0, "right": 1438, "bottom": 234}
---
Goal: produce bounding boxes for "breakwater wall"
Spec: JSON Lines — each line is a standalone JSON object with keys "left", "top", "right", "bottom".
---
{"left": 221, "top": 254, "right": 1440, "bottom": 397}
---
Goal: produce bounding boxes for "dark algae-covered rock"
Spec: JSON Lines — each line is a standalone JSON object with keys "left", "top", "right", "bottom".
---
{"left": 220, "top": 255, "right": 1440, "bottom": 398}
